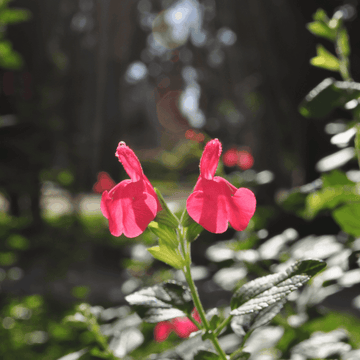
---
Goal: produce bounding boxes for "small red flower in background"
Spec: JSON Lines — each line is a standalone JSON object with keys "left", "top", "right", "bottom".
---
{"left": 223, "top": 148, "right": 254, "bottom": 170}
{"left": 223, "top": 148, "right": 238, "bottom": 167}
{"left": 237, "top": 150, "right": 254, "bottom": 170}
{"left": 93, "top": 172, "right": 116, "bottom": 193}
{"left": 187, "top": 139, "right": 256, "bottom": 234}
{"left": 154, "top": 308, "right": 201, "bottom": 342}
{"left": 185, "top": 129, "right": 205, "bottom": 143}
{"left": 101, "top": 142, "right": 161, "bottom": 238}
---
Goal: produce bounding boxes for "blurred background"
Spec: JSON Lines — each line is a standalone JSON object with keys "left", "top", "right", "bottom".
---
{"left": 1, "top": 0, "right": 360, "bottom": 359}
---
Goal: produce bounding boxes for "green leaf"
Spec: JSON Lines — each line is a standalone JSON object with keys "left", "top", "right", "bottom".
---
{"left": 332, "top": 203, "right": 360, "bottom": 236}
{"left": 306, "top": 21, "right": 336, "bottom": 41}
{"left": 310, "top": 45, "right": 340, "bottom": 71}
{"left": 322, "top": 170, "right": 354, "bottom": 187}
{"left": 147, "top": 239, "right": 185, "bottom": 269}
{"left": 0, "top": 8, "right": 31, "bottom": 24}
{"left": 299, "top": 78, "right": 360, "bottom": 118}
{"left": 313, "top": 8, "right": 330, "bottom": 23}
{"left": 230, "top": 259, "right": 326, "bottom": 313}
{"left": 90, "top": 347, "right": 111, "bottom": 359}
{"left": 194, "top": 351, "right": 220, "bottom": 360}
{"left": 231, "top": 299, "right": 285, "bottom": 336}
{"left": 154, "top": 188, "right": 180, "bottom": 228}
{"left": 304, "top": 185, "right": 360, "bottom": 219}
{"left": 338, "top": 28, "right": 350, "bottom": 57}
{"left": 277, "top": 190, "right": 307, "bottom": 216}
{"left": 0, "top": 40, "right": 23, "bottom": 69}
{"left": 231, "top": 352, "right": 251, "bottom": 360}
{"left": 125, "top": 280, "right": 194, "bottom": 323}
{"left": 148, "top": 221, "right": 178, "bottom": 248}
{"left": 181, "top": 209, "right": 204, "bottom": 242}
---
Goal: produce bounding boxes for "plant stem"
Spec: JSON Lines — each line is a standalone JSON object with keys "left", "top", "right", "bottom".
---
{"left": 214, "top": 314, "right": 233, "bottom": 337}
{"left": 180, "top": 233, "right": 228, "bottom": 360}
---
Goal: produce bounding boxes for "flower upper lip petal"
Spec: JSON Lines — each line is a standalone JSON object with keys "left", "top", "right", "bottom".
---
{"left": 200, "top": 138, "right": 222, "bottom": 180}
{"left": 115, "top": 142, "right": 143, "bottom": 182}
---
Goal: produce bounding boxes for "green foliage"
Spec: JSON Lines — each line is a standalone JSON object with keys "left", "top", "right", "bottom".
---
{"left": 194, "top": 350, "right": 219, "bottom": 360}
{"left": 147, "top": 240, "right": 185, "bottom": 269}
{"left": 154, "top": 188, "right": 180, "bottom": 228}
{"left": 310, "top": 44, "right": 340, "bottom": 71}
{"left": 181, "top": 209, "right": 204, "bottom": 242}
{"left": 125, "top": 281, "right": 194, "bottom": 323}
{"left": 332, "top": 203, "right": 360, "bottom": 236}
{"left": 0, "top": 7, "right": 31, "bottom": 24}
{"left": 230, "top": 259, "right": 326, "bottom": 312}
{"left": 299, "top": 79, "right": 360, "bottom": 118}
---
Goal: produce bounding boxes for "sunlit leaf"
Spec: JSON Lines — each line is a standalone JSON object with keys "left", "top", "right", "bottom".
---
{"left": 230, "top": 259, "right": 326, "bottom": 313}
{"left": 125, "top": 281, "right": 194, "bottom": 323}
{"left": 313, "top": 8, "right": 330, "bottom": 23}
{"left": 148, "top": 240, "right": 185, "bottom": 269}
{"left": 291, "top": 329, "right": 351, "bottom": 359}
{"left": 307, "top": 21, "right": 336, "bottom": 41}
{"left": 304, "top": 185, "right": 360, "bottom": 219}
{"left": 310, "top": 45, "right": 340, "bottom": 71}
{"left": 58, "top": 348, "right": 88, "bottom": 360}
{"left": 148, "top": 221, "right": 178, "bottom": 248}
{"left": 231, "top": 298, "right": 285, "bottom": 336}
{"left": 332, "top": 203, "right": 360, "bottom": 236}
{"left": 154, "top": 188, "right": 180, "bottom": 228}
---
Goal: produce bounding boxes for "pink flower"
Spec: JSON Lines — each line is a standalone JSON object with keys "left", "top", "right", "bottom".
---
{"left": 187, "top": 139, "right": 256, "bottom": 233}
{"left": 93, "top": 171, "right": 116, "bottom": 193}
{"left": 238, "top": 150, "right": 254, "bottom": 170}
{"left": 101, "top": 142, "right": 161, "bottom": 238}
{"left": 154, "top": 308, "right": 201, "bottom": 342}
{"left": 223, "top": 148, "right": 238, "bottom": 167}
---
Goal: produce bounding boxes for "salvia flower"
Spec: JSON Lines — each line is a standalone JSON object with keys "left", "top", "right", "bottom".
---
{"left": 154, "top": 308, "right": 201, "bottom": 342}
{"left": 101, "top": 142, "right": 161, "bottom": 238}
{"left": 187, "top": 139, "right": 256, "bottom": 234}
{"left": 93, "top": 171, "right": 116, "bottom": 193}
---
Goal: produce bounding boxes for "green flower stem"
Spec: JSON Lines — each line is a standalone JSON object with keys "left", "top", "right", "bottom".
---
{"left": 179, "top": 230, "right": 228, "bottom": 360}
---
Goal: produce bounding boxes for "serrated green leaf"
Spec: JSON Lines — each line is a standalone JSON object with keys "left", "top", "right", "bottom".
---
{"left": 194, "top": 350, "right": 220, "bottom": 360}
{"left": 154, "top": 188, "right": 180, "bottom": 228}
{"left": 307, "top": 21, "right": 336, "bottom": 41}
{"left": 310, "top": 45, "right": 340, "bottom": 71}
{"left": 148, "top": 221, "right": 179, "bottom": 248}
{"left": 230, "top": 259, "right": 326, "bottom": 312}
{"left": 332, "top": 203, "right": 360, "bottom": 236}
{"left": 231, "top": 299, "right": 285, "bottom": 336}
{"left": 125, "top": 280, "right": 194, "bottom": 323}
{"left": 148, "top": 240, "right": 184, "bottom": 269}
